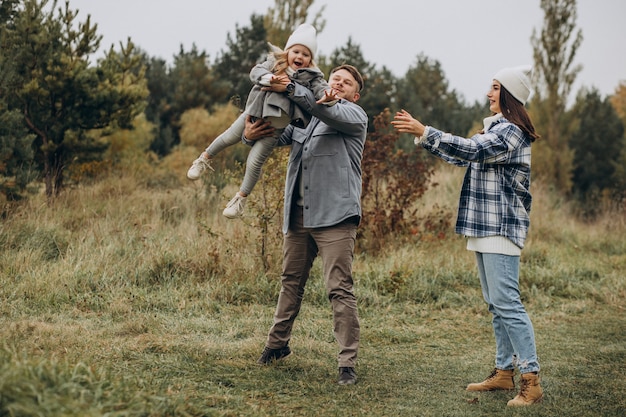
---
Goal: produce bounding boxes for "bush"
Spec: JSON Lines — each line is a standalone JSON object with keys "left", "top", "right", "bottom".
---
{"left": 360, "top": 109, "right": 436, "bottom": 252}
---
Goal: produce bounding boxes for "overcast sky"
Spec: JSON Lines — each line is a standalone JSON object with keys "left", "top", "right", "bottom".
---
{"left": 68, "top": 0, "right": 625, "bottom": 105}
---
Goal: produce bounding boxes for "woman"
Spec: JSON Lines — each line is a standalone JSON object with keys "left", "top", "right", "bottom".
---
{"left": 392, "top": 65, "right": 543, "bottom": 407}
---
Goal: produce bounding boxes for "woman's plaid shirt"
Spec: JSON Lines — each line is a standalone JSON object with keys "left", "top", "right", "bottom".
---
{"left": 420, "top": 117, "right": 532, "bottom": 249}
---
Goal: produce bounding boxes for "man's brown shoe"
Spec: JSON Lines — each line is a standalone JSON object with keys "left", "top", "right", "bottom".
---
{"left": 466, "top": 368, "right": 515, "bottom": 391}
{"left": 507, "top": 373, "right": 543, "bottom": 406}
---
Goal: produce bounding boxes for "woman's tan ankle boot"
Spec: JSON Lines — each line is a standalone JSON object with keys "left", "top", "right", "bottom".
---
{"left": 466, "top": 368, "right": 515, "bottom": 391}
{"left": 507, "top": 372, "right": 543, "bottom": 406}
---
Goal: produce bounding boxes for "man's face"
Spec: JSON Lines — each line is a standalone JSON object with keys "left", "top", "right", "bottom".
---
{"left": 328, "top": 69, "right": 360, "bottom": 103}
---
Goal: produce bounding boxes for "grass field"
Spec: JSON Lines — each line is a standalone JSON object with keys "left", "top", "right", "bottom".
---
{"left": 1, "top": 166, "right": 624, "bottom": 416}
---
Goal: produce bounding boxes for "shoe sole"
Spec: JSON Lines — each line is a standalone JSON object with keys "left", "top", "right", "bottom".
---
{"left": 466, "top": 387, "right": 515, "bottom": 391}
{"left": 338, "top": 379, "right": 356, "bottom": 385}
{"left": 507, "top": 395, "right": 543, "bottom": 406}
{"left": 223, "top": 212, "right": 242, "bottom": 219}
{"left": 187, "top": 171, "right": 201, "bottom": 180}
{"left": 257, "top": 351, "right": 292, "bottom": 365}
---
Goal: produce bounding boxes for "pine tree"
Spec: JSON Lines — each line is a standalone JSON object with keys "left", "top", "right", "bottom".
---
{"left": 0, "top": 0, "right": 148, "bottom": 198}
{"left": 396, "top": 54, "right": 470, "bottom": 137}
{"left": 213, "top": 14, "right": 268, "bottom": 109}
{"left": 570, "top": 88, "right": 624, "bottom": 212}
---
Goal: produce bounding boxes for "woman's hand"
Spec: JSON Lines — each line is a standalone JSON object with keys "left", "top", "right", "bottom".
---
{"left": 244, "top": 115, "right": 274, "bottom": 141}
{"left": 391, "top": 109, "right": 426, "bottom": 137}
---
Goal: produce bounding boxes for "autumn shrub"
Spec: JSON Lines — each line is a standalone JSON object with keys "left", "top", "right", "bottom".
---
{"left": 176, "top": 103, "right": 250, "bottom": 194}
{"left": 359, "top": 109, "right": 437, "bottom": 252}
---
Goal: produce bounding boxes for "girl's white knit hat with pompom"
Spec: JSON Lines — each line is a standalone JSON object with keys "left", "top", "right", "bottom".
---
{"left": 494, "top": 65, "right": 533, "bottom": 105}
{"left": 284, "top": 23, "right": 317, "bottom": 59}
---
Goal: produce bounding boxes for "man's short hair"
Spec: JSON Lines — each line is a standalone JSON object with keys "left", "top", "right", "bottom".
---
{"left": 330, "top": 64, "right": 364, "bottom": 92}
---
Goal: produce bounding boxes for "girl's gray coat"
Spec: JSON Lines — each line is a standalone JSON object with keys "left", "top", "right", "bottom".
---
{"left": 245, "top": 50, "right": 329, "bottom": 129}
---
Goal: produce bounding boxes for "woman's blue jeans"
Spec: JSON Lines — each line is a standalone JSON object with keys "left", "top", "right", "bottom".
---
{"left": 475, "top": 252, "right": 540, "bottom": 374}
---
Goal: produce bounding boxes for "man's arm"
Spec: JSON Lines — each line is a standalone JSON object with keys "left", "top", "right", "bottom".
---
{"left": 289, "top": 83, "right": 367, "bottom": 136}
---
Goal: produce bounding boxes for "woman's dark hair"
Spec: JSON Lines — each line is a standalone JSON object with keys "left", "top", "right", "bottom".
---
{"left": 500, "top": 86, "right": 540, "bottom": 142}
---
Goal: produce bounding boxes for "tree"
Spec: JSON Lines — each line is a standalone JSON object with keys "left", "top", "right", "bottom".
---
{"left": 396, "top": 54, "right": 471, "bottom": 138}
{"left": 0, "top": 1, "right": 35, "bottom": 200}
{"left": 171, "top": 45, "right": 227, "bottom": 115}
{"left": 610, "top": 81, "right": 626, "bottom": 124}
{"left": 359, "top": 65, "right": 398, "bottom": 131}
{"left": 0, "top": 108, "right": 36, "bottom": 200}
{"left": 264, "top": 0, "right": 326, "bottom": 47}
{"left": 213, "top": 14, "right": 269, "bottom": 108}
{"left": 569, "top": 88, "right": 624, "bottom": 212}
{"left": 0, "top": 0, "right": 19, "bottom": 25}
{"left": 530, "top": 0, "right": 583, "bottom": 193}
{"left": 142, "top": 54, "right": 176, "bottom": 157}
{"left": 324, "top": 37, "right": 385, "bottom": 129}
{"left": 609, "top": 82, "right": 626, "bottom": 204}
{"left": 0, "top": 0, "right": 148, "bottom": 198}
{"left": 146, "top": 44, "right": 229, "bottom": 156}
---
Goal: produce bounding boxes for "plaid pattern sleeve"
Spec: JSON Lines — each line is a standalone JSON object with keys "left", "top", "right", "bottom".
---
{"left": 421, "top": 118, "right": 533, "bottom": 249}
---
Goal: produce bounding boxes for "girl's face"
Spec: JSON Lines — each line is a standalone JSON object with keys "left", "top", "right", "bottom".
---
{"left": 287, "top": 45, "right": 313, "bottom": 69}
{"left": 488, "top": 80, "right": 502, "bottom": 114}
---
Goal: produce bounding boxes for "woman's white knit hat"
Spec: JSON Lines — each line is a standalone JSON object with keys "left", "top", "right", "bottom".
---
{"left": 284, "top": 23, "right": 317, "bottom": 59}
{"left": 493, "top": 65, "right": 533, "bottom": 105}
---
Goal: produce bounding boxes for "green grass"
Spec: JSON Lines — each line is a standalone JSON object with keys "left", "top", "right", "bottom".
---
{"left": 1, "top": 302, "right": 623, "bottom": 416}
{"left": 0, "top": 168, "right": 624, "bottom": 416}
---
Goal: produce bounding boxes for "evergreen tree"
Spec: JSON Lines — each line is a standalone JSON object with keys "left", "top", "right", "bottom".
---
{"left": 0, "top": 0, "right": 35, "bottom": 200}
{"left": 0, "top": 0, "right": 147, "bottom": 198}
{"left": 0, "top": 0, "right": 19, "bottom": 25}
{"left": 359, "top": 65, "right": 398, "bottom": 131}
{"left": 396, "top": 54, "right": 470, "bottom": 137}
{"left": 143, "top": 54, "right": 175, "bottom": 156}
{"left": 570, "top": 88, "right": 625, "bottom": 210}
{"left": 325, "top": 38, "right": 385, "bottom": 129}
{"left": 609, "top": 82, "right": 626, "bottom": 201}
{"left": 0, "top": 108, "right": 36, "bottom": 200}
{"left": 213, "top": 14, "right": 268, "bottom": 108}
{"left": 147, "top": 44, "right": 229, "bottom": 156}
{"left": 171, "top": 45, "right": 226, "bottom": 114}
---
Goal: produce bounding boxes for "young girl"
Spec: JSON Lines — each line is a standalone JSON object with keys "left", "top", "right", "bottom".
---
{"left": 187, "top": 23, "right": 333, "bottom": 218}
{"left": 392, "top": 66, "right": 543, "bottom": 407}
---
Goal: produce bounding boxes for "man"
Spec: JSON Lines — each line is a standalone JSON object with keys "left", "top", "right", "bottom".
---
{"left": 244, "top": 64, "right": 367, "bottom": 385}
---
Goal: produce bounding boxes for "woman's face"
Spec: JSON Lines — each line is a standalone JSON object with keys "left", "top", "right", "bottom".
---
{"left": 488, "top": 80, "right": 502, "bottom": 114}
{"left": 287, "top": 45, "right": 312, "bottom": 70}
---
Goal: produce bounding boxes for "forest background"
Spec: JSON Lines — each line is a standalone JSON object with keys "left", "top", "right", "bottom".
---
{"left": 0, "top": 0, "right": 624, "bottom": 416}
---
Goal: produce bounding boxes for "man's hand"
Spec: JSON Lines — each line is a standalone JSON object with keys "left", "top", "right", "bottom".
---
{"left": 244, "top": 115, "right": 274, "bottom": 141}
{"left": 316, "top": 88, "right": 339, "bottom": 104}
